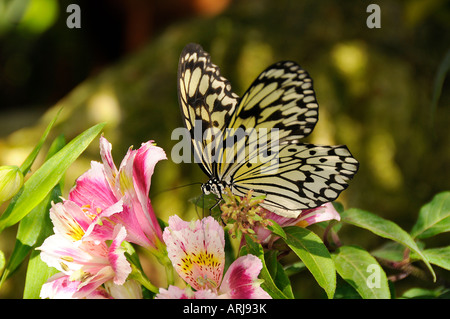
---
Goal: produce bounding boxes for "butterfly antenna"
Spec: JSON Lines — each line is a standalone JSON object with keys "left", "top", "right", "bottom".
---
{"left": 151, "top": 182, "right": 203, "bottom": 198}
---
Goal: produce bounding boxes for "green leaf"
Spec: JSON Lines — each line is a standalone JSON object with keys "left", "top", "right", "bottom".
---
{"left": 283, "top": 261, "right": 306, "bottom": 277}
{"left": 265, "top": 250, "right": 294, "bottom": 299}
{"left": 421, "top": 246, "right": 450, "bottom": 271}
{"left": 244, "top": 235, "right": 290, "bottom": 299}
{"left": 341, "top": 208, "right": 435, "bottom": 281}
{"left": 267, "top": 219, "right": 286, "bottom": 239}
{"left": 23, "top": 249, "right": 58, "bottom": 299}
{"left": 400, "top": 287, "right": 450, "bottom": 299}
{"left": 19, "top": 107, "right": 62, "bottom": 175}
{"left": 0, "top": 250, "right": 5, "bottom": 274}
{"left": 275, "top": 226, "right": 336, "bottom": 299}
{"left": 370, "top": 241, "right": 407, "bottom": 262}
{"left": 334, "top": 276, "right": 362, "bottom": 299}
{"left": 1, "top": 185, "right": 61, "bottom": 287}
{"left": 411, "top": 191, "right": 450, "bottom": 239}
{"left": 1, "top": 135, "right": 65, "bottom": 285}
{"left": 0, "top": 122, "right": 105, "bottom": 232}
{"left": 332, "top": 245, "right": 391, "bottom": 299}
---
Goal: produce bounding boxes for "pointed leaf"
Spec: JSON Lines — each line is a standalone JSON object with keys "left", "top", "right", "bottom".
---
{"left": 341, "top": 208, "right": 435, "bottom": 280}
{"left": 1, "top": 135, "right": 65, "bottom": 283}
{"left": 265, "top": 250, "right": 294, "bottom": 299}
{"left": 19, "top": 107, "right": 62, "bottom": 175}
{"left": 0, "top": 250, "right": 4, "bottom": 274}
{"left": 23, "top": 249, "right": 58, "bottom": 299}
{"left": 281, "top": 226, "right": 336, "bottom": 299}
{"left": 421, "top": 246, "right": 450, "bottom": 271}
{"left": 0, "top": 122, "right": 105, "bottom": 232}
{"left": 411, "top": 191, "right": 450, "bottom": 239}
{"left": 1, "top": 185, "right": 60, "bottom": 286}
{"left": 332, "top": 245, "right": 390, "bottom": 299}
{"left": 244, "top": 235, "right": 290, "bottom": 299}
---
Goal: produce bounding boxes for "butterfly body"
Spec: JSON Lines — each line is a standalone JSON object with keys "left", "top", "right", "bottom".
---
{"left": 178, "top": 43, "right": 359, "bottom": 218}
{"left": 201, "top": 177, "right": 230, "bottom": 198}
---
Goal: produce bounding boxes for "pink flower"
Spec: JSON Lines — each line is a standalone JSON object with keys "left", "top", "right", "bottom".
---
{"left": 40, "top": 273, "right": 111, "bottom": 299}
{"left": 255, "top": 202, "right": 341, "bottom": 245}
{"left": 40, "top": 274, "right": 143, "bottom": 299}
{"left": 159, "top": 215, "right": 271, "bottom": 299}
{"left": 37, "top": 201, "right": 132, "bottom": 298}
{"left": 68, "top": 136, "right": 167, "bottom": 253}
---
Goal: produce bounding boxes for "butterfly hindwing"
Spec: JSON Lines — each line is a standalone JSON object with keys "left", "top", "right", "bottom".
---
{"left": 230, "top": 143, "right": 359, "bottom": 217}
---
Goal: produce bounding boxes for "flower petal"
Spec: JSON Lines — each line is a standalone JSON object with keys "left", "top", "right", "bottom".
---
{"left": 219, "top": 255, "right": 271, "bottom": 299}
{"left": 105, "top": 280, "right": 143, "bottom": 299}
{"left": 163, "top": 216, "right": 225, "bottom": 291}
{"left": 69, "top": 161, "right": 119, "bottom": 211}
{"left": 116, "top": 142, "right": 165, "bottom": 250}
{"left": 49, "top": 201, "right": 90, "bottom": 241}
{"left": 99, "top": 136, "right": 120, "bottom": 195}
{"left": 40, "top": 273, "right": 81, "bottom": 299}
{"left": 108, "top": 225, "right": 132, "bottom": 285}
{"left": 297, "top": 202, "right": 341, "bottom": 226}
{"left": 132, "top": 141, "right": 167, "bottom": 201}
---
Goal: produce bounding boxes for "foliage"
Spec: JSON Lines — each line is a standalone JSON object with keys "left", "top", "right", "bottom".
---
{"left": 0, "top": 111, "right": 448, "bottom": 299}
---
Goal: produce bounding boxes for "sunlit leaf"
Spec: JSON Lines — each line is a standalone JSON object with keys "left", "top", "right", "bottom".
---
{"left": 400, "top": 287, "right": 449, "bottom": 299}
{"left": 411, "top": 191, "right": 450, "bottom": 239}
{"left": 272, "top": 226, "right": 336, "bottom": 299}
{"left": 19, "top": 107, "right": 62, "bottom": 175}
{"left": 341, "top": 208, "right": 435, "bottom": 281}
{"left": 2, "top": 134, "right": 65, "bottom": 285}
{"left": 0, "top": 250, "right": 5, "bottom": 274}
{"left": 0, "top": 122, "right": 105, "bottom": 232}
{"left": 23, "top": 249, "right": 58, "bottom": 299}
{"left": 244, "top": 235, "right": 290, "bottom": 299}
{"left": 332, "top": 245, "right": 390, "bottom": 299}
{"left": 421, "top": 246, "right": 450, "bottom": 271}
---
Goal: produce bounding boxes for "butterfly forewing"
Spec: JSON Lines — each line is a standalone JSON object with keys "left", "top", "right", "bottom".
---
{"left": 217, "top": 61, "right": 320, "bottom": 179}
{"left": 177, "top": 43, "right": 239, "bottom": 176}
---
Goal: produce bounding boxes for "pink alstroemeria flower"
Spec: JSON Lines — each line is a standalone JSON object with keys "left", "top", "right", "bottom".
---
{"left": 40, "top": 273, "right": 111, "bottom": 299}
{"left": 38, "top": 201, "right": 132, "bottom": 299}
{"left": 68, "top": 136, "right": 167, "bottom": 254}
{"left": 255, "top": 202, "right": 341, "bottom": 245}
{"left": 41, "top": 274, "right": 142, "bottom": 299}
{"left": 159, "top": 215, "right": 271, "bottom": 299}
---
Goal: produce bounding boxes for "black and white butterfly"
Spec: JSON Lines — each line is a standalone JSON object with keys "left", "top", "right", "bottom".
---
{"left": 177, "top": 43, "right": 358, "bottom": 218}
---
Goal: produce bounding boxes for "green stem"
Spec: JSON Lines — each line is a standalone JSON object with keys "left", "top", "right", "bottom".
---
{"left": 164, "top": 261, "right": 175, "bottom": 287}
{"left": 129, "top": 264, "right": 159, "bottom": 294}
{"left": 142, "top": 246, "right": 175, "bottom": 287}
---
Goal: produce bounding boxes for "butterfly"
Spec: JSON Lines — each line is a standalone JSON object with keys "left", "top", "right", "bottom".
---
{"left": 177, "top": 43, "right": 359, "bottom": 218}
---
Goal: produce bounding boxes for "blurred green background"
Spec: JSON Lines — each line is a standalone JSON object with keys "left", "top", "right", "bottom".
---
{"left": 0, "top": 0, "right": 449, "bottom": 298}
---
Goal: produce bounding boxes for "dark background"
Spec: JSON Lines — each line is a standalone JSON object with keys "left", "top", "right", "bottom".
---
{"left": 0, "top": 0, "right": 449, "bottom": 298}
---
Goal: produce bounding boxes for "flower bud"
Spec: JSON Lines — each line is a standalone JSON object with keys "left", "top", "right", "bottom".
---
{"left": 0, "top": 165, "right": 24, "bottom": 203}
